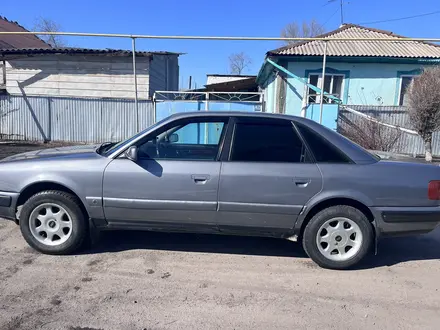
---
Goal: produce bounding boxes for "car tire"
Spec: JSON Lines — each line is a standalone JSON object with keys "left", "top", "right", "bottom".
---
{"left": 302, "top": 205, "right": 373, "bottom": 270}
{"left": 19, "top": 190, "right": 87, "bottom": 255}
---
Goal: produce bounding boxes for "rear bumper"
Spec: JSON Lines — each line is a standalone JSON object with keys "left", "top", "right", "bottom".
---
{"left": 372, "top": 206, "right": 440, "bottom": 237}
{"left": 0, "top": 192, "right": 19, "bottom": 221}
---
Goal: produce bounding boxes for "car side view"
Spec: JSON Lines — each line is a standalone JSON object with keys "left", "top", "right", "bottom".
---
{"left": 0, "top": 111, "right": 439, "bottom": 269}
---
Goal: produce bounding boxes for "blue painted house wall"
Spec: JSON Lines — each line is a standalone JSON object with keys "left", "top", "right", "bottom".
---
{"left": 264, "top": 60, "right": 427, "bottom": 117}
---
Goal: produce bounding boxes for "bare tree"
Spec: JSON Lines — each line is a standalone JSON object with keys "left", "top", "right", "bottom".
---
{"left": 339, "top": 113, "right": 402, "bottom": 152}
{"left": 407, "top": 66, "right": 440, "bottom": 161}
{"left": 33, "top": 17, "right": 67, "bottom": 47}
{"left": 229, "top": 52, "right": 252, "bottom": 75}
{"left": 281, "top": 19, "right": 326, "bottom": 45}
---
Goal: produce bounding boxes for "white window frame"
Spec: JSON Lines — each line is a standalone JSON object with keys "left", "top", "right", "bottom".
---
{"left": 306, "top": 73, "right": 345, "bottom": 104}
{"left": 398, "top": 75, "right": 416, "bottom": 106}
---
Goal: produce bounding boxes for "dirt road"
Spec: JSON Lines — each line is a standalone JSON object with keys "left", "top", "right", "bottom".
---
{"left": 1, "top": 220, "right": 440, "bottom": 330}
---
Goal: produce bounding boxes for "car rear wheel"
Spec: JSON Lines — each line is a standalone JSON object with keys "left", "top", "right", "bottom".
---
{"left": 20, "top": 190, "right": 87, "bottom": 255}
{"left": 302, "top": 205, "right": 373, "bottom": 270}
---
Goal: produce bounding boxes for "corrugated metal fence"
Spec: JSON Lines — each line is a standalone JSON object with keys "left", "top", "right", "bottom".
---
{"left": 0, "top": 95, "right": 154, "bottom": 143}
{"left": 338, "top": 105, "right": 440, "bottom": 156}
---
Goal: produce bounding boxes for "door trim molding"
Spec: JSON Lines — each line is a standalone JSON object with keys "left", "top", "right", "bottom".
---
{"left": 218, "top": 201, "right": 302, "bottom": 215}
{"left": 103, "top": 197, "right": 217, "bottom": 211}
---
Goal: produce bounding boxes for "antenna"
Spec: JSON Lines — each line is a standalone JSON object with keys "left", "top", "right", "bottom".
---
{"left": 328, "top": 0, "right": 345, "bottom": 25}
{"left": 340, "top": 0, "right": 344, "bottom": 25}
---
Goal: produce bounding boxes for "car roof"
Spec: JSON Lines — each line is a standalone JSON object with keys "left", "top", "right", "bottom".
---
{"left": 169, "top": 111, "right": 302, "bottom": 121}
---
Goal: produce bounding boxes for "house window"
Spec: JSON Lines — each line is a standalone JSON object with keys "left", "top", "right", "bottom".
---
{"left": 307, "top": 74, "right": 344, "bottom": 104}
{"left": 399, "top": 76, "right": 415, "bottom": 106}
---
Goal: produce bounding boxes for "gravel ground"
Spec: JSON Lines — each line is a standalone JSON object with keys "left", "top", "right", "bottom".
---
{"left": 0, "top": 223, "right": 440, "bottom": 330}
{"left": 0, "top": 143, "right": 440, "bottom": 329}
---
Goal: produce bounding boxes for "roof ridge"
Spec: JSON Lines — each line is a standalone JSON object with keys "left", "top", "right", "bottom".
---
{"left": 267, "top": 23, "right": 440, "bottom": 56}
{"left": 268, "top": 24, "right": 354, "bottom": 55}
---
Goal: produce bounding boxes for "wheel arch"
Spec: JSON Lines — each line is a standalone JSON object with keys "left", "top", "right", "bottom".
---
{"left": 296, "top": 197, "right": 375, "bottom": 239}
{"left": 16, "top": 181, "right": 89, "bottom": 221}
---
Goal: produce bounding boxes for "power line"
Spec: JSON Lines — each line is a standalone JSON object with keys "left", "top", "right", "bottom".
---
{"left": 322, "top": 8, "right": 341, "bottom": 28}
{"left": 326, "top": 0, "right": 345, "bottom": 25}
{"left": 359, "top": 9, "right": 440, "bottom": 25}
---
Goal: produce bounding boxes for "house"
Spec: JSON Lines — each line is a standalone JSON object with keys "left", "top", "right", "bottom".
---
{"left": 257, "top": 24, "right": 440, "bottom": 129}
{"left": 0, "top": 16, "right": 181, "bottom": 142}
{"left": 0, "top": 16, "right": 180, "bottom": 99}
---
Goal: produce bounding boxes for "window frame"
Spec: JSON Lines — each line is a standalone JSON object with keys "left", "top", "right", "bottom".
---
{"left": 398, "top": 75, "right": 416, "bottom": 106}
{"left": 224, "top": 117, "right": 313, "bottom": 164}
{"left": 127, "top": 116, "right": 231, "bottom": 162}
{"left": 307, "top": 73, "right": 345, "bottom": 105}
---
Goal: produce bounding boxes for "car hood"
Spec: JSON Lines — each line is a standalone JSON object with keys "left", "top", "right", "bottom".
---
{"left": 0, "top": 144, "right": 100, "bottom": 162}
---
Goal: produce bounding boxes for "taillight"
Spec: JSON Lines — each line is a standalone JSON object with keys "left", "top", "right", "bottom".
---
{"left": 428, "top": 181, "right": 440, "bottom": 200}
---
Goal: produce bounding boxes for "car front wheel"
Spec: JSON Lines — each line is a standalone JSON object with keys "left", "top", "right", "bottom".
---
{"left": 19, "top": 190, "right": 87, "bottom": 255}
{"left": 302, "top": 205, "right": 374, "bottom": 270}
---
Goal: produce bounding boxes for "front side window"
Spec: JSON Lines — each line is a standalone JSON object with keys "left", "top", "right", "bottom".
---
{"left": 230, "top": 122, "right": 308, "bottom": 163}
{"left": 399, "top": 76, "right": 415, "bottom": 106}
{"left": 308, "top": 74, "right": 344, "bottom": 104}
{"left": 136, "top": 120, "right": 226, "bottom": 161}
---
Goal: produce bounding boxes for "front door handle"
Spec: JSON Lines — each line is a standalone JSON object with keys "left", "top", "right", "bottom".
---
{"left": 192, "top": 174, "right": 210, "bottom": 184}
{"left": 294, "top": 178, "right": 311, "bottom": 188}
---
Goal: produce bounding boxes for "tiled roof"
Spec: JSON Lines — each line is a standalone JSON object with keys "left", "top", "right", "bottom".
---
{"left": 268, "top": 24, "right": 440, "bottom": 59}
{"left": 0, "top": 47, "right": 181, "bottom": 57}
{"left": 0, "top": 16, "right": 51, "bottom": 49}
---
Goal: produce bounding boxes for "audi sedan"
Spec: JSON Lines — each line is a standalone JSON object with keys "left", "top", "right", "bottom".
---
{"left": 0, "top": 111, "right": 439, "bottom": 269}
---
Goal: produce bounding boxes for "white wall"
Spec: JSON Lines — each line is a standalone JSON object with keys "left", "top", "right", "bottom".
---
{"left": 6, "top": 55, "right": 150, "bottom": 99}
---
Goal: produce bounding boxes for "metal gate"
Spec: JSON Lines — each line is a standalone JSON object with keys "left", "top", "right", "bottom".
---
{"left": 153, "top": 91, "right": 264, "bottom": 123}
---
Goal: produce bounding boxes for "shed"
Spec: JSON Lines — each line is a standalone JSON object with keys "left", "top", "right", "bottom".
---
{"left": 1, "top": 48, "right": 180, "bottom": 99}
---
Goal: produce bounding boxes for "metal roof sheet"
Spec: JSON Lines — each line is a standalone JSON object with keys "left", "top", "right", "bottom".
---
{"left": 0, "top": 16, "right": 51, "bottom": 49}
{"left": 0, "top": 47, "right": 181, "bottom": 57}
{"left": 268, "top": 24, "right": 440, "bottom": 59}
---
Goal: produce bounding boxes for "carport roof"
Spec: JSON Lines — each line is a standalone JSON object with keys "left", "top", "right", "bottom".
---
{"left": 268, "top": 24, "right": 440, "bottom": 59}
{"left": 0, "top": 47, "right": 182, "bottom": 58}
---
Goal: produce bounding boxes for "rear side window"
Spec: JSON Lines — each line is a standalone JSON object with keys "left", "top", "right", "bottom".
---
{"left": 296, "top": 123, "right": 351, "bottom": 163}
{"left": 230, "top": 123, "right": 307, "bottom": 163}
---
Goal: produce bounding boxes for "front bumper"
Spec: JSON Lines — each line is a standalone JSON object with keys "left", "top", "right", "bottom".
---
{"left": 0, "top": 192, "right": 19, "bottom": 221}
{"left": 372, "top": 206, "right": 440, "bottom": 237}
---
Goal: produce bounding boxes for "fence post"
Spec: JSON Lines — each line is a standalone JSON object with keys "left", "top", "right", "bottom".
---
{"left": 204, "top": 92, "right": 209, "bottom": 143}
{"left": 132, "top": 37, "right": 139, "bottom": 132}
{"left": 319, "top": 41, "right": 328, "bottom": 125}
{"left": 47, "top": 97, "right": 52, "bottom": 142}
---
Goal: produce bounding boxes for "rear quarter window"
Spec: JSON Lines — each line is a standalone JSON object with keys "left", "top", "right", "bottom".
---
{"left": 296, "top": 123, "right": 352, "bottom": 163}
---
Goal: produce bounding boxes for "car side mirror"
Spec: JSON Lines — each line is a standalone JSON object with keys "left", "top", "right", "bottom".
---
{"left": 168, "top": 133, "right": 179, "bottom": 143}
{"left": 125, "top": 146, "right": 138, "bottom": 162}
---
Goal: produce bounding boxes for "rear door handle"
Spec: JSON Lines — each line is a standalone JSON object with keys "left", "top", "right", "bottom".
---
{"left": 294, "top": 178, "right": 311, "bottom": 188}
{"left": 192, "top": 174, "right": 210, "bottom": 184}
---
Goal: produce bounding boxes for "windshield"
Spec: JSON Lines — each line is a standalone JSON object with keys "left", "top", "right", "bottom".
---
{"left": 103, "top": 118, "right": 168, "bottom": 157}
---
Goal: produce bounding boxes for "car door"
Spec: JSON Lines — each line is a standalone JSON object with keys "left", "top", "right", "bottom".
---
{"left": 217, "top": 117, "right": 323, "bottom": 233}
{"left": 102, "top": 116, "right": 229, "bottom": 229}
